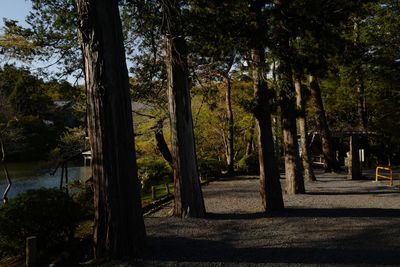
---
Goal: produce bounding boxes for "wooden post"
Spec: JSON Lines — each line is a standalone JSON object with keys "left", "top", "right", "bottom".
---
{"left": 65, "top": 162, "right": 69, "bottom": 194}
{"left": 348, "top": 134, "right": 362, "bottom": 179}
{"left": 165, "top": 183, "right": 170, "bottom": 195}
{"left": 151, "top": 186, "right": 156, "bottom": 200}
{"left": 26, "top": 236, "right": 37, "bottom": 267}
{"left": 59, "top": 163, "right": 64, "bottom": 189}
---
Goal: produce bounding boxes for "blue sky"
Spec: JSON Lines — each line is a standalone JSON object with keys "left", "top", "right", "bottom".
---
{"left": 0, "top": 0, "right": 32, "bottom": 32}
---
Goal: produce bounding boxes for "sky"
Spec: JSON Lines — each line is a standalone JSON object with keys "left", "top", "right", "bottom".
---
{"left": 0, "top": 0, "right": 31, "bottom": 32}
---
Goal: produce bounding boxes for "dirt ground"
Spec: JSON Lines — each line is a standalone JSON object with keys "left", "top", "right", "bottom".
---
{"left": 140, "top": 170, "right": 400, "bottom": 267}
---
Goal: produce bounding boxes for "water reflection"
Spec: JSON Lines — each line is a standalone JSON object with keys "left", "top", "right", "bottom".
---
{"left": 0, "top": 163, "right": 91, "bottom": 199}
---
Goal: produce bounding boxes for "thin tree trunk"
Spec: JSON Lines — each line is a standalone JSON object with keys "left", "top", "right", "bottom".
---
{"left": 75, "top": 0, "right": 146, "bottom": 259}
{"left": 294, "top": 72, "right": 316, "bottom": 182}
{"left": 165, "top": 32, "right": 205, "bottom": 217}
{"left": 225, "top": 75, "right": 235, "bottom": 175}
{"left": 353, "top": 18, "right": 368, "bottom": 130}
{"left": 251, "top": 47, "right": 284, "bottom": 211}
{"left": 348, "top": 134, "right": 362, "bottom": 179}
{"left": 246, "top": 119, "right": 255, "bottom": 156}
{"left": 309, "top": 73, "right": 338, "bottom": 172}
{"left": 154, "top": 119, "right": 173, "bottom": 165}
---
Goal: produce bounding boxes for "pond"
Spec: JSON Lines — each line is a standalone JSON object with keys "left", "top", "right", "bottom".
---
{"left": 0, "top": 162, "right": 91, "bottom": 200}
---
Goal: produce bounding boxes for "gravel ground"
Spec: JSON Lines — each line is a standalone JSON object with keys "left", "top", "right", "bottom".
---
{"left": 140, "top": 170, "right": 400, "bottom": 267}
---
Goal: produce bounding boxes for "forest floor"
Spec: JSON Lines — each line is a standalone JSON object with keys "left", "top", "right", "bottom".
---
{"left": 138, "top": 170, "right": 400, "bottom": 267}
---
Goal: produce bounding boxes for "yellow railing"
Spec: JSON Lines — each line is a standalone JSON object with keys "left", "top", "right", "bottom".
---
{"left": 376, "top": 166, "right": 393, "bottom": 186}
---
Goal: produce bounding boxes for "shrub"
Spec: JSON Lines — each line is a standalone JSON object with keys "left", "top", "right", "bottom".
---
{"left": 198, "top": 157, "right": 223, "bottom": 179}
{"left": 137, "top": 156, "right": 172, "bottom": 192}
{"left": 0, "top": 188, "right": 81, "bottom": 256}
{"left": 237, "top": 153, "right": 259, "bottom": 174}
{"left": 69, "top": 179, "right": 94, "bottom": 219}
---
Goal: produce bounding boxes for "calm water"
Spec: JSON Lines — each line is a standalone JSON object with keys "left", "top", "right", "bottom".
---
{"left": 0, "top": 162, "right": 91, "bottom": 199}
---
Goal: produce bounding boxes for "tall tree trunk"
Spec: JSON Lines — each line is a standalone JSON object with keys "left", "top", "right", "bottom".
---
{"left": 353, "top": 18, "right": 368, "bottom": 130}
{"left": 293, "top": 72, "right": 316, "bottom": 182}
{"left": 249, "top": 0, "right": 284, "bottom": 210}
{"left": 165, "top": 35, "right": 205, "bottom": 218}
{"left": 275, "top": 0, "right": 305, "bottom": 194}
{"left": 279, "top": 66, "right": 305, "bottom": 194}
{"left": 309, "top": 73, "right": 338, "bottom": 172}
{"left": 355, "top": 69, "right": 367, "bottom": 130}
{"left": 251, "top": 47, "right": 284, "bottom": 211}
{"left": 225, "top": 75, "right": 235, "bottom": 175}
{"left": 163, "top": 1, "right": 205, "bottom": 217}
{"left": 75, "top": 0, "right": 146, "bottom": 259}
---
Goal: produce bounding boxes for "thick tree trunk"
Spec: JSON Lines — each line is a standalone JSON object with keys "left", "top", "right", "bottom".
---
{"left": 309, "top": 74, "right": 338, "bottom": 172}
{"left": 294, "top": 72, "right": 316, "bottom": 182}
{"left": 251, "top": 47, "right": 284, "bottom": 211}
{"left": 274, "top": 0, "right": 304, "bottom": 194}
{"left": 75, "top": 0, "right": 146, "bottom": 259}
{"left": 225, "top": 76, "right": 235, "bottom": 175}
{"left": 280, "top": 66, "right": 305, "bottom": 194}
{"left": 165, "top": 35, "right": 205, "bottom": 218}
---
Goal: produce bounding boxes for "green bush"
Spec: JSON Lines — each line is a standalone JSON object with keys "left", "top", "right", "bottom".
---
{"left": 0, "top": 188, "right": 81, "bottom": 256}
{"left": 237, "top": 153, "right": 259, "bottom": 174}
{"left": 198, "top": 158, "right": 223, "bottom": 179}
{"left": 69, "top": 179, "right": 94, "bottom": 219}
{"left": 137, "top": 156, "right": 172, "bottom": 192}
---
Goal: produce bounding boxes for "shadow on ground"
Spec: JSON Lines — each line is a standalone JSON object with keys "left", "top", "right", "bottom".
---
{"left": 206, "top": 207, "right": 400, "bottom": 219}
{"left": 145, "top": 236, "right": 399, "bottom": 265}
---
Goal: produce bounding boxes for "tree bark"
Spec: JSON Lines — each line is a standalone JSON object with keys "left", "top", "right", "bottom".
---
{"left": 248, "top": 0, "right": 284, "bottom": 211}
{"left": 75, "top": 0, "right": 146, "bottom": 259}
{"left": 225, "top": 75, "right": 235, "bottom": 175}
{"left": 275, "top": 0, "right": 305, "bottom": 194}
{"left": 154, "top": 120, "right": 173, "bottom": 165}
{"left": 163, "top": 0, "right": 205, "bottom": 218}
{"left": 280, "top": 66, "right": 305, "bottom": 194}
{"left": 251, "top": 47, "right": 284, "bottom": 211}
{"left": 309, "top": 73, "right": 338, "bottom": 172}
{"left": 294, "top": 72, "right": 316, "bottom": 182}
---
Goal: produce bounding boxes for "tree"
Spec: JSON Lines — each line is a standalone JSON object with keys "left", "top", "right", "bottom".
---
{"left": 293, "top": 71, "right": 316, "bottom": 181}
{"left": 162, "top": 0, "right": 206, "bottom": 218}
{"left": 75, "top": 0, "right": 146, "bottom": 258}
{"left": 272, "top": 0, "right": 305, "bottom": 194}
{"left": 248, "top": 0, "right": 284, "bottom": 210}
{"left": 188, "top": 0, "right": 246, "bottom": 175}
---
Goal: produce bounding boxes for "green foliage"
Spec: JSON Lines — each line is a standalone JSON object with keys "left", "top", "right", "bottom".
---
{"left": 0, "top": 65, "right": 85, "bottom": 160}
{"left": 137, "top": 156, "right": 172, "bottom": 192}
{"left": 0, "top": 188, "right": 81, "bottom": 256}
{"left": 197, "top": 157, "right": 223, "bottom": 179}
{"left": 69, "top": 180, "right": 94, "bottom": 219}
{"left": 237, "top": 153, "right": 259, "bottom": 174}
{"left": 57, "top": 127, "right": 86, "bottom": 159}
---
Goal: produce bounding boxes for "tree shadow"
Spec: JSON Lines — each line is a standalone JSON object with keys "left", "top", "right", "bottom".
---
{"left": 145, "top": 235, "right": 400, "bottom": 265}
{"left": 306, "top": 190, "right": 399, "bottom": 196}
{"left": 206, "top": 207, "right": 400, "bottom": 219}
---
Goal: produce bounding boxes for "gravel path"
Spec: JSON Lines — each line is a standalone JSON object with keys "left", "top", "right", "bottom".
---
{"left": 141, "top": 170, "right": 400, "bottom": 266}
